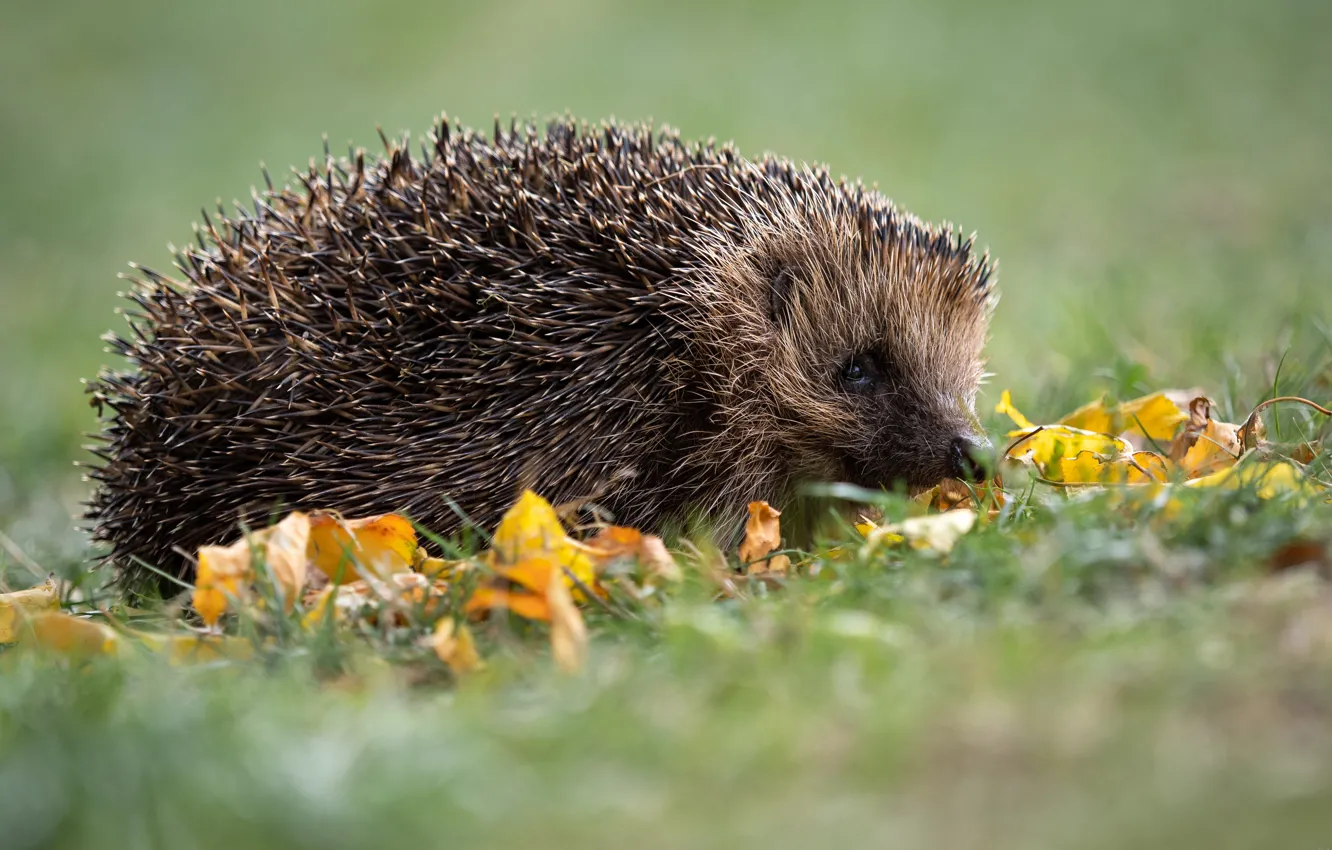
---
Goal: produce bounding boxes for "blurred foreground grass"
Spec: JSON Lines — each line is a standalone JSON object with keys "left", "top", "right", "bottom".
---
{"left": 2, "top": 0, "right": 1332, "bottom": 846}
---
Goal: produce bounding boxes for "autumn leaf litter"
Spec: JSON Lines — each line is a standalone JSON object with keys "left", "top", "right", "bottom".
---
{"left": 2, "top": 385, "right": 1329, "bottom": 678}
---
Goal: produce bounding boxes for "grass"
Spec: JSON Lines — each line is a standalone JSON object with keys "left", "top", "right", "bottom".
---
{"left": 3, "top": 0, "right": 1332, "bottom": 846}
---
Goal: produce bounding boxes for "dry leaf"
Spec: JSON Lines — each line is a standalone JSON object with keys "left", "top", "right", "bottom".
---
{"left": 432, "top": 618, "right": 483, "bottom": 674}
{"left": 304, "top": 572, "right": 450, "bottom": 627}
{"left": 547, "top": 561, "right": 587, "bottom": 673}
{"left": 194, "top": 539, "right": 256, "bottom": 627}
{"left": 464, "top": 586, "right": 552, "bottom": 621}
{"left": 1059, "top": 391, "right": 1189, "bottom": 443}
{"left": 1178, "top": 419, "right": 1242, "bottom": 477}
{"left": 1059, "top": 450, "right": 1167, "bottom": 484}
{"left": 1006, "top": 425, "right": 1129, "bottom": 477}
{"left": 739, "top": 501, "right": 789, "bottom": 575}
{"left": 309, "top": 512, "right": 416, "bottom": 583}
{"left": 492, "top": 490, "right": 597, "bottom": 589}
{"left": 586, "top": 525, "right": 681, "bottom": 582}
{"left": 0, "top": 579, "right": 60, "bottom": 643}
{"left": 21, "top": 611, "right": 120, "bottom": 655}
{"left": 1185, "top": 461, "right": 1319, "bottom": 499}
{"left": 193, "top": 511, "right": 311, "bottom": 625}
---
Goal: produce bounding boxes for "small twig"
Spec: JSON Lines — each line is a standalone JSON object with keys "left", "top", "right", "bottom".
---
{"left": 1248, "top": 395, "right": 1332, "bottom": 418}
{"left": 1003, "top": 426, "right": 1046, "bottom": 458}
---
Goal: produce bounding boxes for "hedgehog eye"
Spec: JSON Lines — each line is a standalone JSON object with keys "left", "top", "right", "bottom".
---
{"left": 840, "top": 356, "right": 872, "bottom": 389}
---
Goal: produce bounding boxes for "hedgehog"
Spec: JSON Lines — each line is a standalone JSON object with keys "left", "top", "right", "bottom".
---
{"left": 86, "top": 115, "right": 997, "bottom": 596}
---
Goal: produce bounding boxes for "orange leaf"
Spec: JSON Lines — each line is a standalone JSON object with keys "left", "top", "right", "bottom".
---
{"left": 464, "top": 587, "right": 552, "bottom": 622}
{"left": 585, "top": 526, "right": 681, "bottom": 582}
{"left": 309, "top": 512, "right": 416, "bottom": 583}
{"left": 739, "top": 501, "right": 788, "bottom": 575}
{"left": 498, "top": 556, "right": 558, "bottom": 596}
{"left": 192, "top": 511, "right": 311, "bottom": 624}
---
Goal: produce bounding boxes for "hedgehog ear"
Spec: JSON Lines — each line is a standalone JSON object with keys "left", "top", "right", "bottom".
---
{"left": 769, "top": 266, "right": 797, "bottom": 327}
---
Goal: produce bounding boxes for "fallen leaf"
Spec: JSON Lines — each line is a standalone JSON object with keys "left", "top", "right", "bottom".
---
{"left": 995, "top": 389, "right": 1035, "bottom": 431}
{"left": 1268, "top": 539, "right": 1328, "bottom": 575}
{"left": 492, "top": 490, "right": 597, "bottom": 589}
{"left": 0, "top": 579, "right": 60, "bottom": 643}
{"left": 261, "top": 511, "right": 310, "bottom": 608}
{"left": 417, "top": 555, "right": 474, "bottom": 580}
{"left": 1005, "top": 425, "right": 1129, "bottom": 478}
{"left": 547, "top": 559, "right": 587, "bottom": 673}
{"left": 309, "top": 512, "right": 416, "bottom": 583}
{"left": 464, "top": 586, "right": 552, "bottom": 621}
{"left": 193, "top": 512, "right": 312, "bottom": 625}
{"left": 585, "top": 526, "right": 682, "bottom": 583}
{"left": 1185, "top": 460, "right": 1319, "bottom": 499}
{"left": 1059, "top": 450, "right": 1167, "bottom": 484}
{"left": 194, "top": 540, "right": 256, "bottom": 627}
{"left": 1059, "top": 391, "right": 1189, "bottom": 443}
{"left": 893, "top": 510, "right": 978, "bottom": 552}
{"left": 20, "top": 611, "right": 120, "bottom": 655}
{"left": 304, "top": 572, "right": 450, "bottom": 628}
{"left": 738, "top": 501, "right": 790, "bottom": 575}
{"left": 432, "top": 618, "right": 483, "bottom": 674}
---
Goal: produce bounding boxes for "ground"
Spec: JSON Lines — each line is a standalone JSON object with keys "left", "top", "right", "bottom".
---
{"left": 2, "top": 0, "right": 1331, "bottom": 847}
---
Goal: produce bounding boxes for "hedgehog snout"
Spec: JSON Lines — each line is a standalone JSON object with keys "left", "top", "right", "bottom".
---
{"left": 946, "top": 434, "right": 991, "bottom": 482}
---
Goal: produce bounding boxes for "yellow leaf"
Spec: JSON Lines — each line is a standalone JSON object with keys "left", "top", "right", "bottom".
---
{"left": 995, "top": 389, "right": 1035, "bottom": 432}
{"left": 0, "top": 579, "right": 60, "bottom": 643}
{"left": 738, "top": 500, "right": 789, "bottom": 575}
{"left": 193, "top": 539, "right": 254, "bottom": 627}
{"left": 21, "top": 611, "right": 120, "bottom": 655}
{"left": 858, "top": 512, "right": 976, "bottom": 553}
{"left": 1059, "top": 450, "right": 1167, "bottom": 484}
{"left": 1184, "top": 461, "right": 1319, "bottom": 499}
{"left": 1059, "top": 392, "right": 1188, "bottom": 442}
{"left": 192, "top": 511, "right": 312, "bottom": 625}
{"left": 432, "top": 618, "right": 483, "bottom": 674}
{"left": 491, "top": 491, "right": 597, "bottom": 589}
{"left": 548, "top": 552, "right": 588, "bottom": 673}
{"left": 309, "top": 512, "right": 416, "bottom": 583}
{"left": 1006, "top": 425, "right": 1128, "bottom": 478}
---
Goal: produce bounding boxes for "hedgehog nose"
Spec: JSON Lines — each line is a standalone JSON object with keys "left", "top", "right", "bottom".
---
{"left": 947, "top": 435, "right": 990, "bottom": 482}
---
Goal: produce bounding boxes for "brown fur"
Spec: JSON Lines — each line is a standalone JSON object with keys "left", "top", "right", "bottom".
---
{"left": 86, "top": 116, "right": 996, "bottom": 596}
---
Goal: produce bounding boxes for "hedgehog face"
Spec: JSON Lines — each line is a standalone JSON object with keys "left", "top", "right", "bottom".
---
{"left": 749, "top": 219, "right": 994, "bottom": 493}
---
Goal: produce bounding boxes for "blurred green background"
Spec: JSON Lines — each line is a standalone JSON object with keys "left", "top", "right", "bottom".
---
{"left": 2, "top": 0, "right": 1331, "bottom": 567}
